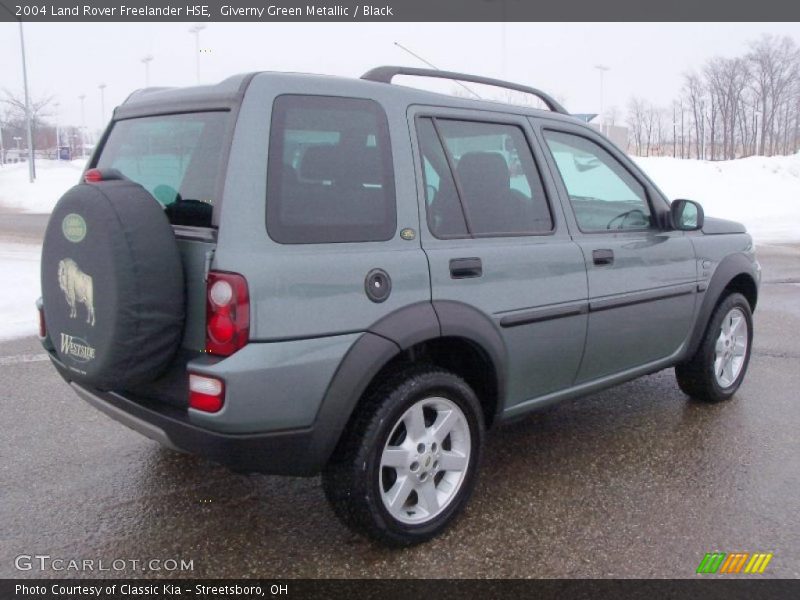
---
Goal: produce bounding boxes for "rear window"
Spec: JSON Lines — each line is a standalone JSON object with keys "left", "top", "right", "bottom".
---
{"left": 266, "top": 95, "right": 396, "bottom": 244}
{"left": 96, "top": 111, "right": 230, "bottom": 227}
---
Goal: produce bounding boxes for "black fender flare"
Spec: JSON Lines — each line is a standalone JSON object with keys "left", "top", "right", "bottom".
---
{"left": 307, "top": 301, "right": 508, "bottom": 470}
{"left": 432, "top": 300, "right": 508, "bottom": 419}
{"left": 684, "top": 252, "right": 759, "bottom": 359}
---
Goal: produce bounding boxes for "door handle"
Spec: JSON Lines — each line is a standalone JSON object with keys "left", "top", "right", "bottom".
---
{"left": 450, "top": 257, "right": 483, "bottom": 279}
{"left": 592, "top": 249, "right": 614, "bottom": 266}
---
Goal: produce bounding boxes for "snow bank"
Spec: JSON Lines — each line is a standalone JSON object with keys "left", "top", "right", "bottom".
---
{"left": 0, "top": 159, "right": 85, "bottom": 214}
{"left": 2, "top": 155, "right": 797, "bottom": 241}
{"left": 633, "top": 154, "right": 800, "bottom": 243}
{"left": 0, "top": 242, "right": 42, "bottom": 341}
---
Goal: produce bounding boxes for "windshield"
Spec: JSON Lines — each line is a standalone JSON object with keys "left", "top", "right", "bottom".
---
{"left": 96, "top": 111, "right": 230, "bottom": 227}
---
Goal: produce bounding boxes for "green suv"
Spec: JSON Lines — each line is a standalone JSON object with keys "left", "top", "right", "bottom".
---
{"left": 38, "top": 67, "right": 760, "bottom": 546}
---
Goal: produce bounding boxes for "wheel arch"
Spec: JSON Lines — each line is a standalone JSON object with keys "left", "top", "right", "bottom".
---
{"left": 684, "top": 252, "right": 759, "bottom": 360}
{"left": 310, "top": 301, "right": 507, "bottom": 470}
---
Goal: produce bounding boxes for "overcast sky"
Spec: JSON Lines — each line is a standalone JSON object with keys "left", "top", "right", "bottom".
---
{"left": 1, "top": 22, "right": 799, "bottom": 130}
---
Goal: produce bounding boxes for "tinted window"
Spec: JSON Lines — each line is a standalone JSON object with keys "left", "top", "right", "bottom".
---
{"left": 417, "top": 117, "right": 552, "bottom": 237}
{"left": 417, "top": 119, "right": 468, "bottom": 237}
{"left": 543, "top": 131, "right": 652, "bottom": 231}
{"left": 267, "top": 95, "right": 396, "bottom": 244}
{"left": 97, "top": 112, "right": 229, "bottom": 227}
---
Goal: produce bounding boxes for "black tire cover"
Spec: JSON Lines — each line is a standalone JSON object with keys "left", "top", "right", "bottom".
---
{"left": 41, "top": 180, "right": 185, "bottom": 389}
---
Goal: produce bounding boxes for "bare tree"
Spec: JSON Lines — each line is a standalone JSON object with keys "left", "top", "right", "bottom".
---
{"left": 627, "top": 97, "right": 648, "bottom": 156}
{"left": 1, "top": 89, "right": 55, "bottom": 155}
{"left": 683, "top": 72, "right": 706, "bottom": 159}
{"left": 747, "top": 35, "right": 800, "bottom": 156}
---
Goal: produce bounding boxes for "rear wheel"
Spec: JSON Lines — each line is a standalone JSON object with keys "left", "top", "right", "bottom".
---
{"left": 675, "top": 292, "right": 753, "bottom": 402}
{"left": 322, "top": 366, "right": 484, "bottom": 546}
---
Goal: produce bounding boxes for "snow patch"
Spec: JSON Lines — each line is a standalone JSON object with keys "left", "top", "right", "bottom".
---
{"left": 633, "top": 154, "right": 800, "bottom": 243}
{"left": 0, "top": 242, "right": 42, "bottom": 341}
{"left": 0, "top": 159, "right": 85, "bottom": 214}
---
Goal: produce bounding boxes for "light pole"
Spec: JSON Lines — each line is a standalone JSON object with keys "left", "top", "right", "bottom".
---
{"left": 14, "top": 136, "right": 22, "bottom": 155}
{"left": 19, "top": 22, "right": 35, "bottom": 181}
{"left": 98, "top": 83, "right": 107, "bottom": 124}
{"left": 54, "top": 101, "right": 60, "bottom": 159}
{"left": 0, "top": 1, "right": 34, "bottom": 175}
{"left": 78, "top": 94, "right": 86, "bottom": 158}
{"left": 594, "top": 64, "right": 610, "bottom": 130}
{"left": 188, "top": 24, "right": 206, "bottom": 84}
{"left": 141, "top": 54, "right": 154, "bottom": 87}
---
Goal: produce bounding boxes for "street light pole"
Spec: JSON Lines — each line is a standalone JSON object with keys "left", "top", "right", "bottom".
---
{"left": 594, "top": 64, "right": 610, "bottom": 131}
{"left": 141, "top": 54, "right": 154, "bottom": 87}
{"left": 19, "top": 22, "right": 35, "bottom": 182}
{"left": 98, "top": 83, "right": 107, "bottom": 124}
{"left": 78, "top": 94, "right": 86, "bottom": 158}
{"left": 188, "top": 24, "right": 206, "bottom": 84}
{"left": 54, "top": 101, "right": 60, "bottom": 160}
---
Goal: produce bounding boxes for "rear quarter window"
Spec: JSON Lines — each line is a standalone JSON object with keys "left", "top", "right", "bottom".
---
{"left": 96, "top": 111, "right": 229, "bottom": 227}
{"left": 266, "top": 95, "right": 396, "bottom": 244}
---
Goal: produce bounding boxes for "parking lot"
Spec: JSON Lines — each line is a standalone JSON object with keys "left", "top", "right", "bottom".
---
{"left": 1, "top": 240, "right": 798, "bottom": 579}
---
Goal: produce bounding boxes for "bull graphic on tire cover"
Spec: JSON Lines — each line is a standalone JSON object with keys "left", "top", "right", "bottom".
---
{"left": 58, "top": 258, "right": 95, "bottom": 326}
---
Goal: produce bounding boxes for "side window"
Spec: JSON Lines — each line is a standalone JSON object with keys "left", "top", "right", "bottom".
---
{"left": 266, "top": 95, "right": 396, "bottom": 244}
{"left": 416, "top": 117, "right": 553, "bottom": 238}
{"left": 543, "top": 130, "right": 652, "bottom": 232}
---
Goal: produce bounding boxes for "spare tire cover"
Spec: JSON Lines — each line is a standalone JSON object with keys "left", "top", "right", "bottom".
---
{"left": 41, "top": 179, "right": 185, "bottom": 389}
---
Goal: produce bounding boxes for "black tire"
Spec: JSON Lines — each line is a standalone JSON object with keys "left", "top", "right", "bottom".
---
{"left": 41, "top": 180, "right": 185, "bottom": 389}
{"left": 675, "top": 292, "right": 753, "bottom": 402}
{"left": 322, "top": 366, "right": 485, "bottom": 546}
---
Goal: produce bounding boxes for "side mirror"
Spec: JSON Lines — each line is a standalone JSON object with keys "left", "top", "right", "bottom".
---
{"left": 670, "top": 199, "right": 704, "bottom": 231}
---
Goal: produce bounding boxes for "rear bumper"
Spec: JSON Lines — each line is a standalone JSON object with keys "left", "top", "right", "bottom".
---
{"left": 71, "top": 382, "right": 319, "bottom": 475}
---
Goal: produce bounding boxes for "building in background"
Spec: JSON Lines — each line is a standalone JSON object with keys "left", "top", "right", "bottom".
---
{"left": 573, "top": 114, "right": 630, "bottom": 152}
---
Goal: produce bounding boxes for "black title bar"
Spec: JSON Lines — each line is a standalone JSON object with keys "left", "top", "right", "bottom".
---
{"left": 2, "top": 0, "right": 800, "bottom": 22}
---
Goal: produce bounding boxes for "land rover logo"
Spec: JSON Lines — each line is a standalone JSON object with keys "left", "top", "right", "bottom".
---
{"left": 60, "top": 333, "right": 96, "bottom": 363}
{"left": 62, "top": 214, "right": 86, "bottom": 243}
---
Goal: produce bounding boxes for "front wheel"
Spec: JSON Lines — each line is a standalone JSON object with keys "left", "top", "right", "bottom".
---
{"left": 675, "top": 292, "right": 753, "bottom": 402}
{"left": 322, "top": 367, "right": 485, "bottom": 546}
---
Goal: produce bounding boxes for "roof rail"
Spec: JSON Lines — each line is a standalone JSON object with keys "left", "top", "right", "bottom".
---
{"left": 361, "top": 66, "right": 568, "bottom": 115}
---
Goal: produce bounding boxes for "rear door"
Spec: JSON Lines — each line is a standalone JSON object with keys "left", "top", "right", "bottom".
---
{"left": 216, "top": 86, "right": 431, "bottom": 342}
{"left": 409, "top": 106, "right": 588, "bottom": 409}
{"left": 535, "top": 120, "right": 697, "bottom": 382}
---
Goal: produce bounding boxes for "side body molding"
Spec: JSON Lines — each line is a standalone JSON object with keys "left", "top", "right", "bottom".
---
{"left": 683, "top": 252, "right": 759, "bottom": 360}
{"left": 311, "top": 301, "right": 508, "bottom": 470}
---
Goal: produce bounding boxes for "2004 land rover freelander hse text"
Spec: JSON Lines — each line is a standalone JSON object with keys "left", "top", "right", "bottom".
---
{"left": 39, "top": 67, "right": 760, "bottom": 546}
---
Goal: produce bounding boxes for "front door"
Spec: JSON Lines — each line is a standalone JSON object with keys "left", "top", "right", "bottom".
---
{"left": 537, "top": 123, "right": 697, "bottom": 383}
{"left": 410, "top": 108, "right": 588, "bottom": 408}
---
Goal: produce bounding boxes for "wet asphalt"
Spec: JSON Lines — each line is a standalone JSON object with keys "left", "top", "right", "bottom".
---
{"left": 1, "top": 243, "right": 798, "bottom": 579}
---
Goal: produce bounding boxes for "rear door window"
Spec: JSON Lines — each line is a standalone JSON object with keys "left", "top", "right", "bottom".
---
{"left": 96, "top": 111, "right": 229, "bottom": 227}
{"left": 266, "top": 95, "right": 396, "bottom": 244}
{"left": 416, "top": 117, "right": 553, "bottom": 238}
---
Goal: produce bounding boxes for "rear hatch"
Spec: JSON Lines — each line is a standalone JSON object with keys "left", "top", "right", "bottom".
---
{"left": 93, "top": 110, "right": 232, "bottom": 354}
{"left": 86, "top": 108, "right": 237, "bottom": 407}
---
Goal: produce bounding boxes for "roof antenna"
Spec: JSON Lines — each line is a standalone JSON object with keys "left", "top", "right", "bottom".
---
{"left": 393, "top": 42, "right": 482, "bottom": 100}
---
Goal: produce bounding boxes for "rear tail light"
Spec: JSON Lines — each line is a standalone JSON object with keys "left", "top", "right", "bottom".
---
{"left": 189, "top": 374, "right": 225, "bottom": 413}
{"left": 206, "top": 271, "right": 249, "bottom": 356}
